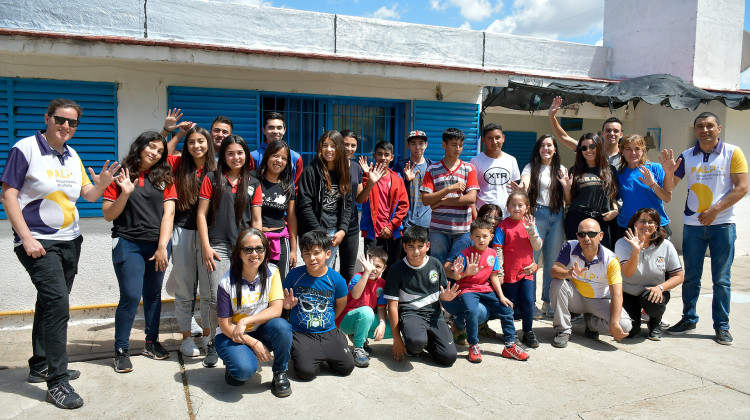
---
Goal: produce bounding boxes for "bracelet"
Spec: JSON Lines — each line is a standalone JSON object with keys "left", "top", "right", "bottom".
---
{"left": 250, "top": 339, "right": 259, "bottom": 349}
{"left": 163, "top": 126, "right": 170, "bottom": 132}
{"left": 649, "top": 182, "right": 656, "bottom": 187}
{"left": 379, "top": 319, "right": 386, "bottom": 324}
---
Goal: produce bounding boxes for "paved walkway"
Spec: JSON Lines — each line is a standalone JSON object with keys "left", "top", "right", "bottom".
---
{"left": 1, "top": 257, "right": 749, "bottom": 419}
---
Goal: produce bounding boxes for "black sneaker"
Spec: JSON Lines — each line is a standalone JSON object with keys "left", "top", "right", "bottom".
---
{"left": 715, "top": 330, "right": 733, "bottom": 345}
{"left": 648, "top": 323, "right": 663, "bottom": 341}
{"left": 46, "top": 382, "right": 84, "bottom": 409}
{"left": 272, "top": 371, "right": 292, "bottom": 398}
{"left": 202, "top": 340, "right": 218, "bottom": 367}
{"left": 552, "top": 332, "right": 569, "bottom": 348}
{"left": 583, "top": 314, "right": 599, "bottom": 340}
{"left": 28, "top": 367, "right": 81, "bottom": 384}
{"left": 224, "top": 368, "right": 244, "bottom": 386}
{"left": 114, "top": 348, "right": 133, "bottom": 373}
{"left": 666, "top": 319, "right": 697, "bottom": 335}
{"left": 362, "top": 339, "right": 372, "bottom": 354}
{"left": 142, "top": 341, "right": 170, "bottom": 360}
{"left": 521, "top": 331, "right": 540, "bottom": 348}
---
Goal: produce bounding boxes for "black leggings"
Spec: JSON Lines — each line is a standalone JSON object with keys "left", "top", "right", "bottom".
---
{"left": 339, "top": 230, "right": 360, "bottom": 284}
{"left": 269, "top": 236, "right": 291, "bottom": 281}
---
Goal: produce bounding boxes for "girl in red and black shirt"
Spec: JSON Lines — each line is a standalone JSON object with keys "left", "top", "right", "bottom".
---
{"left": 103, "top": 131, "right": 176, "bottom": 373}
{"left": 196, "top": 134, "right": 262, "bottom": 368}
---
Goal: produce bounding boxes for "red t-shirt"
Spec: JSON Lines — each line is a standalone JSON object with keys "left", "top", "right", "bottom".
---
{"left": 335, "top": 272, "right": 386, "bottom": 326}
{"left": 457, "top": 246, "right": 500, "bottom": 295}
{"left": 493, "top": 218, "right": 535, "bottom": 283}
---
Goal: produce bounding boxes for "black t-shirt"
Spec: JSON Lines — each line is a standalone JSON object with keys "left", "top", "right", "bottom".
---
{"left": 105, "top": 173, "right": 175, "bottom": 243}
{"left": 570, "top": 165, "right": 619, "bottom": 214}
{"left": 320, "top": 172, "right": 341, "bottom": 231}
{"left": 347, "top": 158, "right": 362, "bottom": 234}
{"left": 174, "top": 172, "right": 207, "bottom": 230}
{"left": 384, "top": 256, "right": 448, "bottom": 320}
{"left": 200, "top": 172, "right": 262, "bottom": 246}
{"left": 260, "top": 177, "right": 294, "bottom": 230}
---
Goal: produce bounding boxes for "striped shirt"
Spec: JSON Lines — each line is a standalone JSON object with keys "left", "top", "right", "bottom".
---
{"left": 420, "top": 159, "right": 479, "bottom": 234}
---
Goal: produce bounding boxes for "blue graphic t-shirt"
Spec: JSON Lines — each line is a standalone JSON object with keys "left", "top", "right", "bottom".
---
{"left": 283, "top": 265, "right": 348, "bottom": 333}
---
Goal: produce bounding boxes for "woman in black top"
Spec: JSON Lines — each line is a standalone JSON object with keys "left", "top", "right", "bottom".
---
{"left": 296, "top": 130, "right": 352, "bottom": 268}
{"left": 340, "top": 129, "right": 363, "bottom": 282}
{"left": 561, "top": 132, "right": 619, "bottom": 250}
{"left": 196, "top": 134, "right": 262, "bottom": 368}
{"left": 257, "top": 140, "right": 298, "bottom": 280}
{"left": 102, "top": 131, "right": 176, "bottom": 373}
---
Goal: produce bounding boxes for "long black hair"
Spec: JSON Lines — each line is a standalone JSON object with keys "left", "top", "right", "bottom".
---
{"left": 230, "top": 228, "right": 270, "bottom": 308}
{"left": 175, "top": 126, "right": 216, "bottom": 212}
{"left": 315, "top": 130, "right": 351, "bottom": 196}
{"left": 527, "top": 134, "right": 564, "bottom": 215}
{"left": 211, "top": 134, "right": 252, "bottom": 227}
{"left": 571, "top": 133, "right": 617, "bottom": 203}
{"left": 121, "top": 131, "right": 172, "bottom": 189}
{"left": 258, "top": 140, "right": 293, "bottom": 198}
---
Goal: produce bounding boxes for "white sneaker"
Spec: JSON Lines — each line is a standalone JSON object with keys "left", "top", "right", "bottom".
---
{"left": 180, "top": 337, "right": 200, "bottom": 357}
{"left": 541, "top": 302, "right": 554, "bottom": 318}
{"left": 191, "top": 317, "right": 203, "bottom": 337}
{"left": 201, "top": 335, "right": 211, "bottom": 353}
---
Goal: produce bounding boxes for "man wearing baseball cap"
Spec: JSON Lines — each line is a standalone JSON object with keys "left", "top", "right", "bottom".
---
{"left": 394, "top": 130, "right": 433, "bottom": 230}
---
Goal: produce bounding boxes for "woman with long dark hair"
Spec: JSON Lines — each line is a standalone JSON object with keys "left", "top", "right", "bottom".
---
{"left": 257, "top": 140, "right": 298, "bottom": 280}
{"left": 215, "top": 228, "right": 292, "bottom": 396}
{"left": 196, "top": 134, "right": 262, "bottom": 368}
{"left": 560, "top": 133, "right": 619, "bottom": 250}
{"left": 296, "top": 130, "right": 352, "bottom": 267}
{"left": 102, "top": 131, "right": 176, "bottom": 373}
{"left": 519, "top": 134, "right": 567, "bottom": 318}
{"left": 168, "top": 126, "right": 217, "bottom": 358}
{"left": 614, "top": 208, "right": 683, "bottom": 340}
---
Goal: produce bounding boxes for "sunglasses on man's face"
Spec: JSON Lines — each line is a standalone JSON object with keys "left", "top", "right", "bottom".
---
{"left": 578, "top": 144, "right": 596, "bottom": 152}
{"left": 576, "top": 231, "right": 600, "bottom": 238}
{"left": 50, "top": 115, "right": 80, "bottom": 127}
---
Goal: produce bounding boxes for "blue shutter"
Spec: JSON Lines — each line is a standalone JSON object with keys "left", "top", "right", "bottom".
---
{"left": 0, "top": 80, "right": 11, "bottom": 215}
{"left": 167, "top": 87, "right": 260, "bottom": 150}
{"left": 501, "top": 131, "right": 537, "bottom": 173}
{"left": 412, "top": 101, "right": 480, "bottom": 162}
{"left": 0, "top": 78, "right": 118, "bottom": 218}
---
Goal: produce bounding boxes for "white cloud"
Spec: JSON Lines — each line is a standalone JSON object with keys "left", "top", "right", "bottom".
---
{"left": 485, "top": 0, "right": 603, "bottom": 41}
{"left": 371, "top": 3, "right": 401, "bottom": 20}
{"left": 458, "top": 21, "right": 472, "bottom": 30}
{"left": 431, "top": 0, "right": 503, "bottom": 22}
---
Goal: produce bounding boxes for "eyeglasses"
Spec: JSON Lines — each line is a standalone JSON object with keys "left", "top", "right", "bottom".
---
{"left": 579, "top": 144, "right": 597, "bottom": 152}
{"left": 242, "top": 246, "right": 266, "bottom": 255}
{"left": 576, "top": 231, "right": 600, "bottom": 238}
{"left": 636, "top": 219, "right": 657, "bottom": 226}
{"left": 50, "top": 115, "right": 79, "bottom": 127}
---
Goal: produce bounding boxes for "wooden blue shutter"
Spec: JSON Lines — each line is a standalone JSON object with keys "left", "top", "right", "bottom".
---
{"left": 167, "top": 86, "right": 260, "bottom": 150}
{"left": 412, "top": 101, "right": 480, "bottom": 162}
{"left": 502, "top": 131, "right": 538, "bottom": 173}
{"left": 1, "top": 78, "right": 118, "bottom": 218}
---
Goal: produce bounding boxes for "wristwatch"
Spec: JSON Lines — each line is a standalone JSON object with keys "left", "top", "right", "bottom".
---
{"left": 658, "top": 284, "right": 664, "bottom": 291}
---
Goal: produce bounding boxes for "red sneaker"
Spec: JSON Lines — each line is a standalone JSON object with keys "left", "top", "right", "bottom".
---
{"left": 501, "top": 344, "right": 529, "bottom": 361}
{"left": 468, "top": 344, "right": 482, "bottom": 363}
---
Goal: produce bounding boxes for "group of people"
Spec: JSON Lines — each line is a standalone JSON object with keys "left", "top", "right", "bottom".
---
{"left": 2, "top": 97, "right": 746, "bottom": 409}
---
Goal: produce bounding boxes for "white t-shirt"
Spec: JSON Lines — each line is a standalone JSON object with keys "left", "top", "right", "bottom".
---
{"left": 522, "top": 164, "right": 567, "bottom": 207}
{"left": 470, "top": 152, "right": 519, "bottom": 217}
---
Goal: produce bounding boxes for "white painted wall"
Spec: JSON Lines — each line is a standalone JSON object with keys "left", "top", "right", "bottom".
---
{"left": 604, "top": 0, "right": 744, "bottom": 90}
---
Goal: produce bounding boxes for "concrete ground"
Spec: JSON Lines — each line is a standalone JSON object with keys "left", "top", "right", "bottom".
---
{"left": 1, "top": 257, "right": 749, "bottom": 419}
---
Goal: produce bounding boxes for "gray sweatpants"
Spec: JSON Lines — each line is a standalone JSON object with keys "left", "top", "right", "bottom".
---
{"left": 197, "top": 242, "right": 231, "bottom": 340}
{"left": 172, "top": 227, "right": 202, "bottom": 333}
{"left": 550, "top": 279, "right": 632, "bottom": 335}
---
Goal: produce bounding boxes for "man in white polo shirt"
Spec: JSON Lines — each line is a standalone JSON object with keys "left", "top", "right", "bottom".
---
{"left": 660, "top": 111, "right": 748, "bottom": 345}
{"left": 549, "top": 218, "right": 631, "bottom": 348}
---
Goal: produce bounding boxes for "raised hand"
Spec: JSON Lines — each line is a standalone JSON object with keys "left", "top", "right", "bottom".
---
{"left": 358, "top": 156, "right": 370, "bottom": 174}
{"left": 368, "top": 162, "right": 387, "bottom": 184}
{"left": 523, "top": 214, "right": 536, "bottom": 229}
{"left": 89, "top": 160, "right": 121, "bottom": 191}
{"left": 439, "top": 282, "right": 460, "bottom": 301}
{"left": 507, "top": 180, "right": 526, "bottom": 192}
{"left": 548, "top": 95, "right": 563, "bottom": 117}
{"left": 114, "top": 168, "right": 135, "bottom": 195}
{"left": 623, "top": 228, "right": 644, "bottom": 254}
{"left": 176, "top": 120, "right": 195, "bottom": 136}
{"left": 164, "top": 108, "right": 183, "bottom": 132}
{"left": 658, "top": 149, "right": 682, "bottom": 174}
{"left": 403, "top": 161, "right": 416, "bottom": 182}
{"left": 359, "top": 254, "right": 375, "bottom": 274}
{"left": 638, "top": 166, "right": 656, "bottom": 187}
{"left": 568, "top": 261, "right": 587, "bottom": 280}
{"left": 557, "top": 170, "right": 573, "bottom": 191}
{"left": 464, "top": 253, "right": 481, "bottom": 277}
{"left": 450, "top": 256, "right": 464, "bottom": 277}
{"left": 283, "top": 288, "right": 298, "bottom": 309}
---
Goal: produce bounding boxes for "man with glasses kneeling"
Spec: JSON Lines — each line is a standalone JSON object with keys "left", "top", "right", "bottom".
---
{"left": 548, "top": 218, "right": 631, "bottom": 348}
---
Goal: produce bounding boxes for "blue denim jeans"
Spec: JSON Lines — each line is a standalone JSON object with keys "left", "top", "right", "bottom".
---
{"left": 441, "top": 296, "right": 490, "bottom": 330}
{"left": 681, "top": 223, "right": 736, "bottom": 331}
{"left": 533, "top": 205, "right": 565, "bottom": 304}
{"left": 461, "top": 292, "right": 515, "bottom": 345}
{"left": 325, "top": 228, "right": 339, "bottom": 268}
{"left": 215, "top": 317, "right": 293, "bottom": 380}
{"left": 112, "top": 237, "right": 171, "bottom": 350}
{"left": 429, "top": 231, "right": 463, "bottom": 263}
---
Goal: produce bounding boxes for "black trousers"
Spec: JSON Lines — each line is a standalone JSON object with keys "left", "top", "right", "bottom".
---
{"left": 291, "top": 329, "right": 354, "bottom": 381}
{"left": 15, "top": 236, "right": 83, "bottom": 388}
{"left": 623, "top": 289, "right": 670, "bottom": 336}
{"left": 400, "top": 314, "right": 457, "bottom": 367}
{"left": 364, "top": 236, "right": 402, "bottom": 281}
{"left": 339, "top": 229, "right": 360, "bottom": 284}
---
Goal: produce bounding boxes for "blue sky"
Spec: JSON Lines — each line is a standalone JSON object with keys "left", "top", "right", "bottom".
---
{"left": 241, "top": 0, "right": 749, "bottom": 88}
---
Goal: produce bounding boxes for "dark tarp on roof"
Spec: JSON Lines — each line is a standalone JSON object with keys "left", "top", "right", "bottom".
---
{"left": 483, "top": 74, "right": 750, "bottom": 113}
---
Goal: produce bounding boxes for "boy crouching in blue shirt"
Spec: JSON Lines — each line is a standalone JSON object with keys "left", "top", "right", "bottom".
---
{"left": 385, "top": 226, "right": 460, "bottom": 366}
{"left": 283, "top": 231, "right": 354, "bottom": 380}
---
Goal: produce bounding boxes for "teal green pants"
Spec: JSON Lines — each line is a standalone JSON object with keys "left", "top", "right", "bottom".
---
{"left": 338, "top": 306, "right": 392, "bottom": 347}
